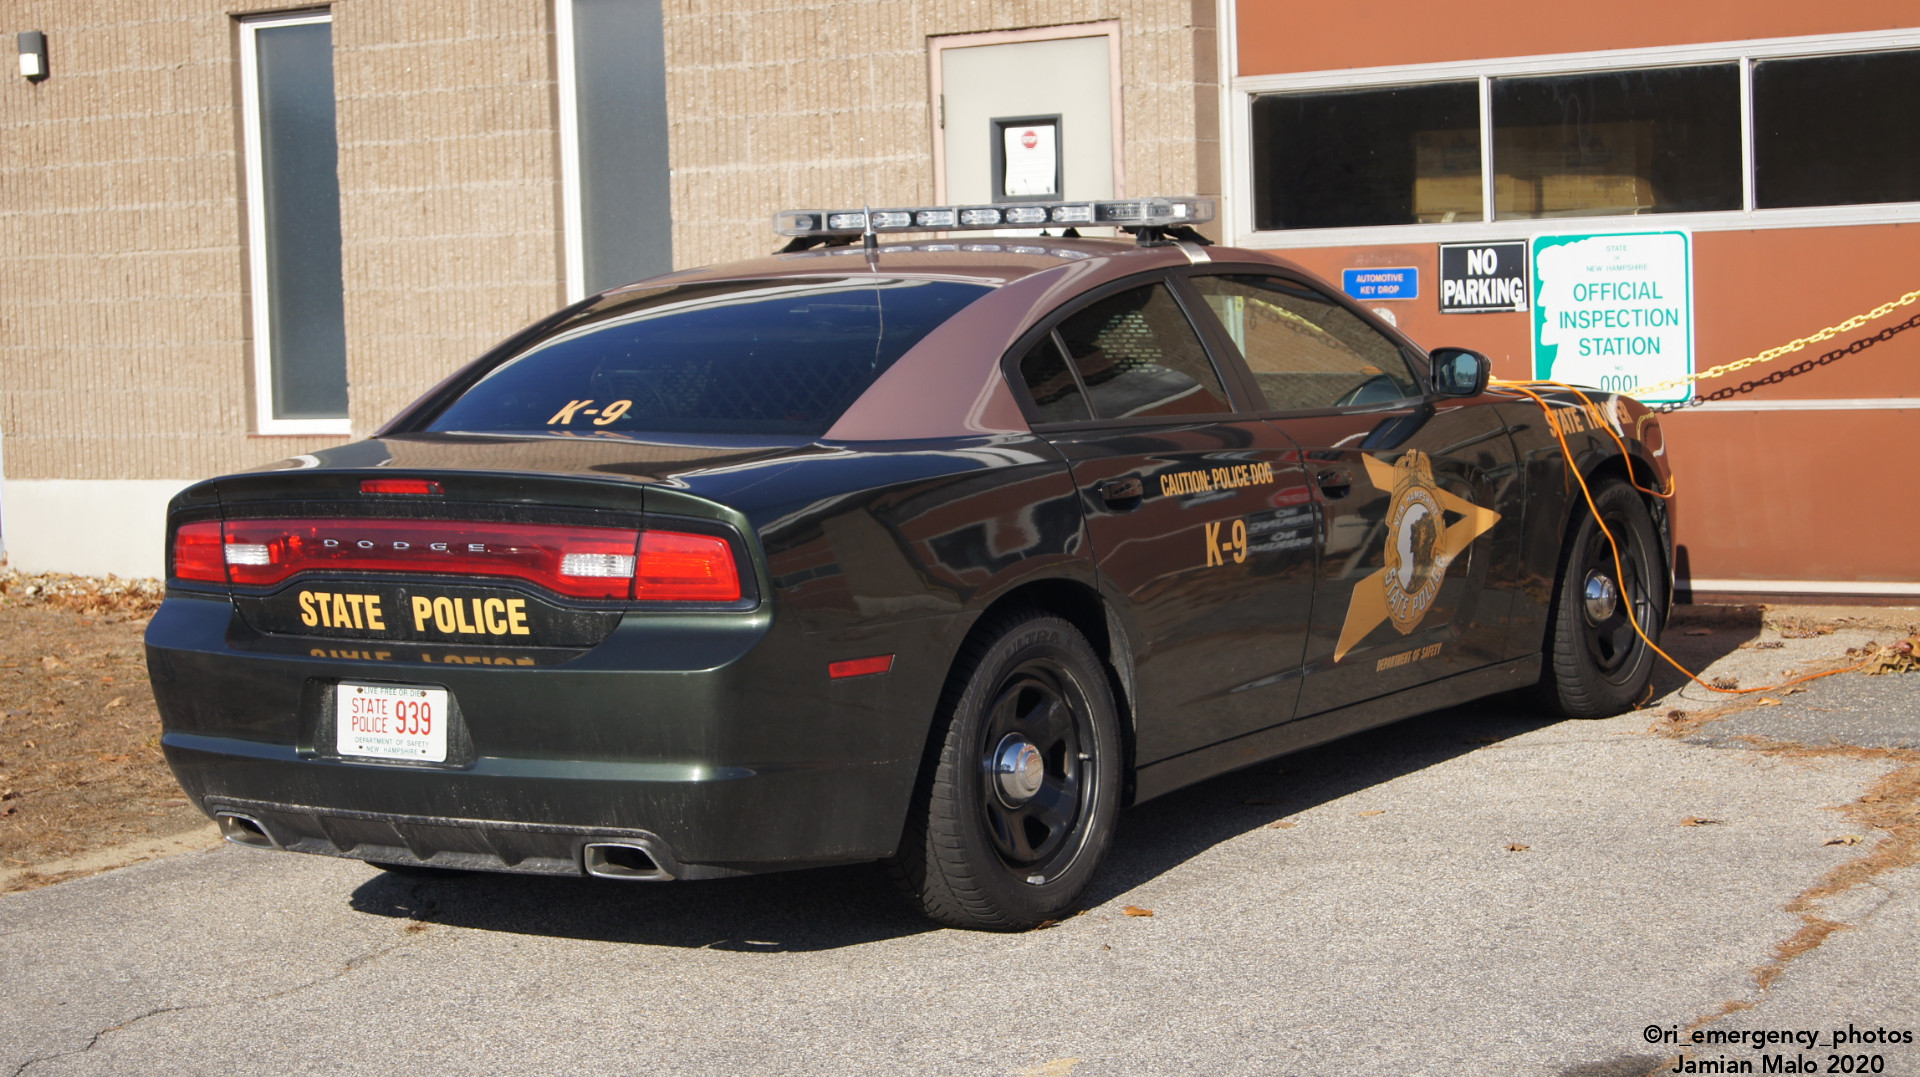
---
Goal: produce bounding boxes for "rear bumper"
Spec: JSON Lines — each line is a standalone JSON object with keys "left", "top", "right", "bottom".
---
{"left": 149, "top": 590, "right": 962, "bottom": 875}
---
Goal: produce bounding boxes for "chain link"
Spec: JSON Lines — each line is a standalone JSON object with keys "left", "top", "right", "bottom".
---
{"left": 1627, "top": 287, "right": 1920, "bottom": 402}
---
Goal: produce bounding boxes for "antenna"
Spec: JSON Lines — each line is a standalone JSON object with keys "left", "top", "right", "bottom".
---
{"left": 861, "top": 204, "right": 877, "bottom": 251}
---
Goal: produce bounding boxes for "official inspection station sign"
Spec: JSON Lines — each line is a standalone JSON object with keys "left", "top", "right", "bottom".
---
{"left": 1439, "top": 242, "right": 1528, "bottom": 313}
{"left": 1532, "top": 231, "right": 1693, "bottom": 405}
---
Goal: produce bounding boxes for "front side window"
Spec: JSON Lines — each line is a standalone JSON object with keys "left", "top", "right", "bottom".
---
{"left": 241, "top": 11, "right": 348, "bottom": 433}
{"left": 1052, "top": 283, "right": 1233, "bottom": 421}
{"left": 426, "top": 278, "right": 989, "bottom": 438}
{"left": 1192, "top": 276, "right": 1419, "bottom": 411}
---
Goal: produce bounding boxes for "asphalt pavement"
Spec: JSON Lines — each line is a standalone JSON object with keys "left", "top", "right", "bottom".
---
{"left": 3, "top": 610, "right": 1916, "bottom": 1076}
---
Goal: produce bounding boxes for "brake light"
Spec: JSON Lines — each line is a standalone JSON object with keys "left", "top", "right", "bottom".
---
{"left": 360, "top": 478, "right": 443, "bottom": 496}
{"left": 634, "top": 530, "right": 742, "bottom": 602}
{"left": 171, "top": 521, "right": 227, "bottom": 582}
{"left": 167, "top": 518, "right": 743, "bottom": 602}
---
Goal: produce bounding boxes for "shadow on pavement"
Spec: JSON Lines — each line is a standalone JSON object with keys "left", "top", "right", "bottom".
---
{"left": 348, "top": 691, "right": 1576, "bottom": 950}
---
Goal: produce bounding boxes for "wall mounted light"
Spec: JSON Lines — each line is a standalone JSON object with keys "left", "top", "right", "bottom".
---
{"left": 18, "top": 31, "right": 47, "bottom": 82}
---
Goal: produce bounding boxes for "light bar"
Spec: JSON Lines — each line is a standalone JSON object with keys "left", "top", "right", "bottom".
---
{"left": 774, "top": 198, "right": 1214, "bottom": 237}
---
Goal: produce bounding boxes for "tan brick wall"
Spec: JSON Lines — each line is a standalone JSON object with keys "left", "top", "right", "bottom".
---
{"left": 0, "top": 0, "right": 566, "bottom": 481}
{"left": 332, "top": 1, "right": 564, "bottom": 432}
{"left": 662, "top": 0, "right": 1217, "bottom": 269}
{"left": 0, "top": 0, "right": 1208, "bottom": 486}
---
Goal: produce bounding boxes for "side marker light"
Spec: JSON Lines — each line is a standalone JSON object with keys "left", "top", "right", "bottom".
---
{"left": 828, "top": 654, "right": 894, "bottom": 679}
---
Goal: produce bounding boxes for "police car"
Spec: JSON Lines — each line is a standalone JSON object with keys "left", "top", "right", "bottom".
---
{"left": 147, "top": 198, "right": 1673, "bottom": 930}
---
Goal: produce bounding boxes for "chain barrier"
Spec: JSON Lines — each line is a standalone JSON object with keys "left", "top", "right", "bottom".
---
{"left": 1627, "top": 287, "right": 1920, "bottom": 409}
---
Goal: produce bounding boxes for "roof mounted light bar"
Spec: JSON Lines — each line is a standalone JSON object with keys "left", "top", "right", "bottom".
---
{"left": 773, "top": 198, "right": 1214, "bottom": 238}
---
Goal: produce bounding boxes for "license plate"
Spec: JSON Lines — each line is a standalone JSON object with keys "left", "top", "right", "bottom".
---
{"left": 336, "top": 682, "right": 449, "bottom": 762}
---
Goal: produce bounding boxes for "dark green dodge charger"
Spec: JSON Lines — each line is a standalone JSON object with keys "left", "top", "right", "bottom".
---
{"left": 147, "top": 200, "right": 1674, "bottom": 930}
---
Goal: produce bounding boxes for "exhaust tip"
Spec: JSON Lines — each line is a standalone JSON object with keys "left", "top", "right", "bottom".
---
{"left": 583, "top": 841, "right": 670, "bottom": 881}
{"left": 216, "top": 812, "right": 278, "bottom": 849}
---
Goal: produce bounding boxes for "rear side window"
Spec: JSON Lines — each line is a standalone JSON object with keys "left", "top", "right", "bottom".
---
{"left": 1053, "top": 283, "right": 1232, "bottom": 420}
{"left": 1016, "top": 335, "right": 1092, "bottom": 423}
{"left": 1191, "top": 275, "right": 1420, "bottom": 411}
{"left": 426, "top": 277, "right": 990, "bottom": 437}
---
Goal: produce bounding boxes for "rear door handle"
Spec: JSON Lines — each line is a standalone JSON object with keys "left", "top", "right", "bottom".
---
{"left": 1316, "top": 468, "right": 1353, "bottom": 500}
{"left": 1095, "top": 477, "right": 1144, "bottom": 511}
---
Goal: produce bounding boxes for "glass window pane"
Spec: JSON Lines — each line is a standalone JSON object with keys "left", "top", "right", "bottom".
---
{"left": 1754, "top": 50, "right": 1920, "bottom": 209}
{"left": 428, "top": 278, "right": 989, "bottom": 438}
{"left": 1018, "top": 335, "right": 1091, "bottom": 423}
{"left": 1250, "top": 83, "right": 1482, "bottom": 230}
{"left": 254, "top": 19, "right": 348, "bottom": 420}
{"left": 1054, "top": 283, "right": 1232, "bottom": 420}
{"left": 1192, "top": 276, "right": 1419, "bottom": 411}
{"left": 1491, "top": 65, "right": 1739, "bottom": 220}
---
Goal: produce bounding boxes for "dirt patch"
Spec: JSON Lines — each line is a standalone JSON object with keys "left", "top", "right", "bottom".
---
{"left": 0, "top": 587, "right": 215, "bottom": 892}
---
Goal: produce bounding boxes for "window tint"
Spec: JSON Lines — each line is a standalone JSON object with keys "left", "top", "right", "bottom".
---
{"left": 427, "top": 277, "right": 989, "bottom": 437}
{"left": 1054, "top": 283, "right": 1233, "bottom": 420}
{"left": 1191, "top": 276, "right": 1420, "bottom": 411}
{"left": 1250, "top": 82, "right": 1483, "bottom": 230}
{"left": 1491, "top": 65, "right": 1740, "bottom": 219}
{"left": 1017, "top": 334, "right": 1091, "bottom": 423}
{"left": 1754, "top": 50, "right": 1920, "bottom": 209}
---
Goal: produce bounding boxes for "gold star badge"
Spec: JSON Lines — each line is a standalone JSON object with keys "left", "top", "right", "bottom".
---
{"left": 1334, "top": 451, "right": 1501, "bottom": 662}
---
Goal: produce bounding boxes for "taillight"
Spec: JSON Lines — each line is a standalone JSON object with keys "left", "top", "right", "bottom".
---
{"left": 171, "top": 521, "right": 227, "bottom": 582}
{"left": 634, "top": 530, "right": 742, "bottom": 602}
{"left": 359, "top": 478, "right": 443, "bottom": 496}
{"left": 168, "top": 518, "right": 743, "bottom": 602}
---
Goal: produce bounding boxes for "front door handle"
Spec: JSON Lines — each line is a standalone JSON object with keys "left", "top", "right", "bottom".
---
{"left": 1316, "top": 468, "right": 1353, "bottom": 500}
{"left": 1095, "top": 477, "right": 1144, "bottom": 511}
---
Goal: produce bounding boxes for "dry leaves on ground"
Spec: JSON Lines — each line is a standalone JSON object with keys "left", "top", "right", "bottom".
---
{"left": 1121, "top": 905, "right": 1154, "bottom": 917}
{"left": 1505, "top": 842, "right": 1530, "bottom": 852}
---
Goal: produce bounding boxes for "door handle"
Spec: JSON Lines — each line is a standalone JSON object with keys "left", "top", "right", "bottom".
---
{"left": 1315, "top": 468, "right": 1353, "bottom": 500}
{"left": 1095, "top": 477, "right": 1144, "bottom": 511}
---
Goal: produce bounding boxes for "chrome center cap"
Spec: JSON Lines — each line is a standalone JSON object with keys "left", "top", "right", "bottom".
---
{"left": 1583, "top": 571, "right": 1620, "bottom": 623}
{"left": 992, "top": 735, "right": 1045, "bottom": 805}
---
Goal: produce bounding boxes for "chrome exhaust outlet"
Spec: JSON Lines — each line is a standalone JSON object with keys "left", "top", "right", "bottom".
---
{"left": 582, "top": 841, "right": 672, "bottom": 881}
{"left": 216, "top": 812, "right": 279, "bottom": 849}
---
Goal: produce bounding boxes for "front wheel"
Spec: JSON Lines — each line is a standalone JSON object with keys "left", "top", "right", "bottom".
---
{"left": 1539, "top": 479, "right": 1665, "bottom": 717}
{"left": 892, "top": 611, "right": 1123, "bottom": 931}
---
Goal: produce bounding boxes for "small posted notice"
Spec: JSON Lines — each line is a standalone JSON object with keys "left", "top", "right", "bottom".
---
{"left": 1002, "top": 123, "right": 1059, "bottom": 198}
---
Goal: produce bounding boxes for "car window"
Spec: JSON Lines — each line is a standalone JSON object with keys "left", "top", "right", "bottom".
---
{"left": 1053, "top": 282, "right": 1233, "bottom": 420}
{"left": 1017, "top": 334, "right": 1093, "bottom": 423}
{"left": 426, "top": 277, "right": 991, "bottom": 437}
{"left": 1190, "top": 275, "right": 1421, "bottom": 411}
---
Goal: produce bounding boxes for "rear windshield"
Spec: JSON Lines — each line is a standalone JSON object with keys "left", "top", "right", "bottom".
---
{"left": 426, "top": 277, "right": 991, "bottom": 438}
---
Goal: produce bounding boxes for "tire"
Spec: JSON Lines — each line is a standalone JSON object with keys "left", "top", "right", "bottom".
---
{"left": 1538, "top": 479, "right": 1665, "bottom": 718}
{"left": 891, "top": 610, "right": 1124, "bottom": 931}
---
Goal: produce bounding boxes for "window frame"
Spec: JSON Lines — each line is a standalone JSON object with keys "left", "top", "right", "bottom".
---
{"left": 238, "top": 8, "right": 350, "bottom": 437}
{"left": 1228, "top": 27, "right": 1920, "bottom": 250}
{"left": 1000, "top": 270, "right": 1263, "bottom": 431}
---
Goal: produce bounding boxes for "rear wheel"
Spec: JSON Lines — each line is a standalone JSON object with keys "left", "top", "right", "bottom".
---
{"left": 892, "top": 611, "right": 1122, "bottom": 931}
{"left": 1539, "top": 479, "right": 1665, "bottom": 717}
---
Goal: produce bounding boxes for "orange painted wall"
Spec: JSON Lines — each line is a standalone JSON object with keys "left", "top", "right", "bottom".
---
{"left": 1268, "top": 225, "right": 1920, "bottom": 587}
{"left": 1238, "top": 0, "right": 1919, "bottom": 76}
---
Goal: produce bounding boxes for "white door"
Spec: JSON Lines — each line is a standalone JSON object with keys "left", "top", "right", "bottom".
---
{"left": 937, "top": 33, "right": 1118, "bottom": 206}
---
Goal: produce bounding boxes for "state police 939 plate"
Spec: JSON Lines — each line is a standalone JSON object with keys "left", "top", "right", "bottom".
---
{"left": 336, "top": 682, "right": 448, "bottom": 762}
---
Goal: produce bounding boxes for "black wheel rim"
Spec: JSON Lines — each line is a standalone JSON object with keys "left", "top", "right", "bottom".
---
{"left": 976, "top": 659, "right": 1096, "bottom": 881}
{"left": 1578, "top": 506, "right": 1654, "bottom": 679}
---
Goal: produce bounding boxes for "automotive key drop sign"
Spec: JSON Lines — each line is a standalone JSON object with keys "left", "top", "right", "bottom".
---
{"left": 1531, "top": 230, "right": 1694, "bottom": 405}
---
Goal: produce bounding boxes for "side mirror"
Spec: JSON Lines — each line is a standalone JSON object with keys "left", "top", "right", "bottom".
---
{"left": 1431, "top": 348, "right": 1491, "bottom": 397}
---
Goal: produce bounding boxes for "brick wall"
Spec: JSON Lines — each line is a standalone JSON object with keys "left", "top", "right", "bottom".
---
{"left": 663, "top": 0, "right": 1218, "bottom": 270}
{"left": 0, "top": 0, "right": 1212, "bottom": 487}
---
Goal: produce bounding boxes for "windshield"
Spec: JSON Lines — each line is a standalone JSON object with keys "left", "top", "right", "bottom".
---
{"left": 426, "top": 277, "right": 991, "bottom": 438}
